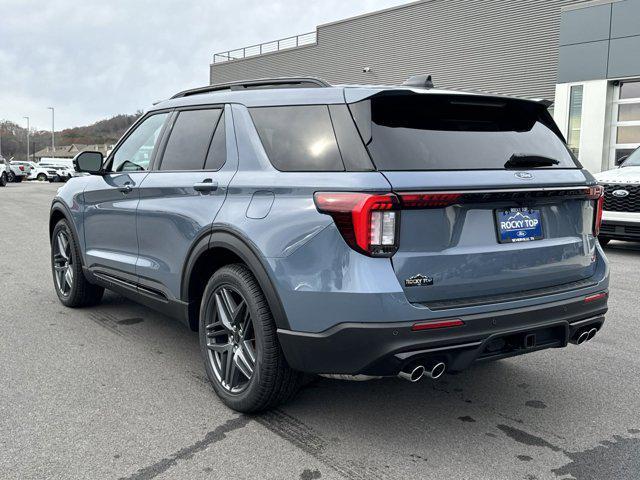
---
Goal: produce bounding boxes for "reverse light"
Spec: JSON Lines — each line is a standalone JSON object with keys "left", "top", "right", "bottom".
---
{"left": 314, "top": 192, "right": 399, "bottom": 257}
{"left": 411, "top": 319, "right": 465, "bottom": 331}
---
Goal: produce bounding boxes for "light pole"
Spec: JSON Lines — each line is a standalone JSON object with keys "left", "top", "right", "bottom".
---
{"left": 47, "top": 107, "right": 55, "bottom": 158}
{"left": 24, "top": 116, "right": 30, "bottom": 161}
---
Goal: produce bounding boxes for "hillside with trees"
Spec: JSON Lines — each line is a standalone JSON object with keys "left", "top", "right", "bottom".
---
{"left": 0, "top": 112, "right": 142, "bottom": 161}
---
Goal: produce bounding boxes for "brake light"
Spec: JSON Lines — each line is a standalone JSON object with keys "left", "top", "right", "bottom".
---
{"left": 314, "top": 192, "right": 399, "bottom": 257}
{"left": 19, "top": 166, "right": 25, "bottom": 171}
{"left": 589, "top": 185, "right": 604, "bottom": 235}
{"left": 411, "top": 319, "right": 465, "bottom": 331}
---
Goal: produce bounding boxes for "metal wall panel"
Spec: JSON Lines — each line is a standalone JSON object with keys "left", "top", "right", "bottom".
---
{"left": 558, "top": 40, "right": 610, "bottom": 82}
{"left": 210, "top": 0, "right": 586, "bottom": 101}
{"left": 559, "top": 3, "right": 612, "bottom": 45}
{"left": 611, "top": 0, "right": 640, "bottom": 38}
{"left": 608, "top": 36, "right": 640, "bottom": 77}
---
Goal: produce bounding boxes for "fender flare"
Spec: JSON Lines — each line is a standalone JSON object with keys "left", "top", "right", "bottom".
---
{"left": 50, "top": 200, "right": 83, "bottom": 256}
{"left": 181, "top": 227, "right": 291, "bottom": 330}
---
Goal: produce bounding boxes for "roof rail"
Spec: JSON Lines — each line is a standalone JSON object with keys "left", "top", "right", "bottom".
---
{"left": 170, "top": 77, "right": 331, "bottom": 99}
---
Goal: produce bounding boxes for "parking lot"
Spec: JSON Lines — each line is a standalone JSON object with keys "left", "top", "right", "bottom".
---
{"left": 1, "top": 181, "right": 639, "bottom": 480}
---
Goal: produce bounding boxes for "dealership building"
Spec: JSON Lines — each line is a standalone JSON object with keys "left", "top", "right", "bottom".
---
{"left": 210, "top": 0, "right": 640, "bottom": 173}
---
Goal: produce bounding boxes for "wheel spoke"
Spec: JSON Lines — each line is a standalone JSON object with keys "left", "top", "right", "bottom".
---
{"left": 241, "top": 340, "right": 256, "bottom": 364}
{"left": 215, "top": 290, "right": 234, "bottom": 331}
{"left": 224, "top": 348, "right": 237, "bottom": 387}
{"left": 235, "top": 343, "right": 255, "bottom": 379}
{"left": 64, "top": 267, "right": 73, "bottom": 289}
{"left": 207, "top": 341, "right": 232, "bottom": 353}
{"left": 57, "top": 235, "right": 68, "bottom": 260}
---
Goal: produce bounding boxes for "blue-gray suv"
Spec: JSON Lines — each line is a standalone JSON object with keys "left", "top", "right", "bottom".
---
{"left": 50, "top": 77, "right": 610, "bottom": 412}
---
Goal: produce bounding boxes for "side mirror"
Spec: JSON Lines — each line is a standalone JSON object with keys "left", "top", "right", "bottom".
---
{"left": 74, "top": 151, "right": 104, "bottom": 174}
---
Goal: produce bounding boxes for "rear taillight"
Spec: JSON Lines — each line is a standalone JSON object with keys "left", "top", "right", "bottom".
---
{"left": 588, "top": 185, "right": 604, "bottom": 236}
{"left": 19, "top": 166, "right": 25, "bottom": 171}
{"left": 314, "top": 192, "right": 399, "bottom": 257}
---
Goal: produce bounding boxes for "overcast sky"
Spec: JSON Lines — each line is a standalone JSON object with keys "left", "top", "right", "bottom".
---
{"left": 0, "top": 0, "right": 410, "bottom": 130}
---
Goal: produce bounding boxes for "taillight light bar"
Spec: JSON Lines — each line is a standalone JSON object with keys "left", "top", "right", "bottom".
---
{"left": 398, "top": 193, "right": 462, "bottom": 209}
{"left": 411, "top": 319, "right": 465, "bottom": 331}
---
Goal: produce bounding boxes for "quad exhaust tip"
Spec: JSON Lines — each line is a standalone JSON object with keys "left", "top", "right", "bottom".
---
{"left": 398, "top": 362, "right": 446, "bottom": 382}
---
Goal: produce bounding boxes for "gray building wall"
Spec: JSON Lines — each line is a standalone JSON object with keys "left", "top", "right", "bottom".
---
{"left": 210, "top": 0, "right": 586, "bottom": 101}
{"left": 558, "top": 0, "right": 640, "bottom": 83}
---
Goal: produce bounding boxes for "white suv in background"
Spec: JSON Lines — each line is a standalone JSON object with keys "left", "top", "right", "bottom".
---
{"left": 595, "top": 147, "right": 640, "bottom": 245}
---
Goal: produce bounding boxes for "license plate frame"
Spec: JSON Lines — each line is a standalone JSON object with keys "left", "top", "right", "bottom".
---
{"left": 495, "top": 207, "right": 544, "bottom": 244}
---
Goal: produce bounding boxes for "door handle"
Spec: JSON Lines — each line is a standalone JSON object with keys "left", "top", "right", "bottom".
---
{"left": 119, "top": 182, "right": 133, "bottom": 194}
{"left": 194, "top": 179, "right": 218, "bottom": 194}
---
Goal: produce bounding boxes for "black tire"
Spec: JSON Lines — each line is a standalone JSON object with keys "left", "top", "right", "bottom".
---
{"left": 7, "top": 171, "right": 16, "bottom": 183}
{"left": 0, "top": 172, "right": 6, "bottom": 187}
{"left": 199, "top": 264, "right": 302, "bottom": 412}
{"left": 37, "top": 173, "right": 47, "bottom": 181}
{"left": 599, "top": 237, "right": 611, "bottom": 246}
{"left": 51, "top": 219, "right": 104, "bottom": 307}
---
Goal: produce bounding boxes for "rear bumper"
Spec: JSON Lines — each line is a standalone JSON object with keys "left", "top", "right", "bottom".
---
{"left": 277, "top": 292, "right": 608, "bottom": 375}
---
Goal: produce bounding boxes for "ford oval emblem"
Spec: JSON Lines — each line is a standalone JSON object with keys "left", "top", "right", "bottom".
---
{"left": 612, "top": 189, "right": 630, "bottom": 198}
{"left": 515, "top": 171, "right": 534, "bottom": 180}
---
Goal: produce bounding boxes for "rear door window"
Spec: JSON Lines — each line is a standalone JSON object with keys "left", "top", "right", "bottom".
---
{"left": 160, "top": 108, "right": 222, "bottom": 171}
{"left": 349, "top": 94, "right": 579, "bottom": 171}
{"left": 250, "top": 106, "right": 344, "bottom": 171}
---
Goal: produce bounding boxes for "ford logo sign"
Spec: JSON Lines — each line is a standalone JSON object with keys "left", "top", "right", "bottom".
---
{"left": 515, "top": 172, "right": 533, "bottom": 180}
{"left": 612, "top": 189, "right": 630, "bottom": 198}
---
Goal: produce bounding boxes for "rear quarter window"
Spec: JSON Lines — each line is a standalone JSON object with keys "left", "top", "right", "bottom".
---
{"left": 249, "top": 105, "right": 345, "bottom": 171}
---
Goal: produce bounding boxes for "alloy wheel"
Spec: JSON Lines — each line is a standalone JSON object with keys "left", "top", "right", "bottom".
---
{"left": 205, "top": 285, "right": 257, "bottom": 394}
{"left": 53, "top": 230, "right": 74, "bottom": 296}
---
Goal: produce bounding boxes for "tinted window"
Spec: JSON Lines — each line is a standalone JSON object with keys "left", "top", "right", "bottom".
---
{"left": 112, "top": 113, "right": 168, "bottom": 172}
{"left": 160, "top": 109, "right": 222, "bottom": 171}
{"left": 204, "top": 115, "right": 226, "bottom": 170}
{"left": 350, "top": 95, "right": 578, "bottom": 171}
{"left": 250, "top": 106, "right": 344, "bottom": 171}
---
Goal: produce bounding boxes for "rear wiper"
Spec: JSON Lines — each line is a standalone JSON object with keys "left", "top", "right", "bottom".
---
{"left": 505, "top": 154, "right": 560, "bottom": 169}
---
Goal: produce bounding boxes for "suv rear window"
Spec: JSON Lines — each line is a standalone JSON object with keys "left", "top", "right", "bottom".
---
{"left": 250, "top": 106, "right": 344, "bottom": 171}
{"left": 349, "top": 94, "right": 578, "bottom": 171}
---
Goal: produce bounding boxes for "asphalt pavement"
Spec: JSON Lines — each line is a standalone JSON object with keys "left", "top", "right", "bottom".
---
{"left": 1, "top": 181, "right": 639, "bottom": 480}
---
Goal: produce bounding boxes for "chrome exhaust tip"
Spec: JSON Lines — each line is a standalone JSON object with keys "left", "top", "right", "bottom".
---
{"left": 576, "top": 330, "right": 590, "bottom": 345}
{"left": 398, "top": 365, "right": 425, "bottom": 382}
{"left": 587, "top": 327, "right": 598, "bottom": 341}
{"left": 424, "top": 362, "right": 446, "bottom": 379}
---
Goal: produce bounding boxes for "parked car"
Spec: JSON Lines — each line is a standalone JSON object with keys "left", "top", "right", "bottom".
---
{"left": 38, "top": 161, "right": 74, "bottom": 182}
{"left": 595, "top": 146, "right": 640, "bottom": 244}
{"left": 7, "top": 160, "right": 31, "bottom": 182}
{"left": 0, "top": 157, "right": 7, "bottom": 186}
{"left": 50, "top": 77, "right": 609, "bottom": 412}
{"left": 26, "top": 162, "right": 58, "bottom": 182}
